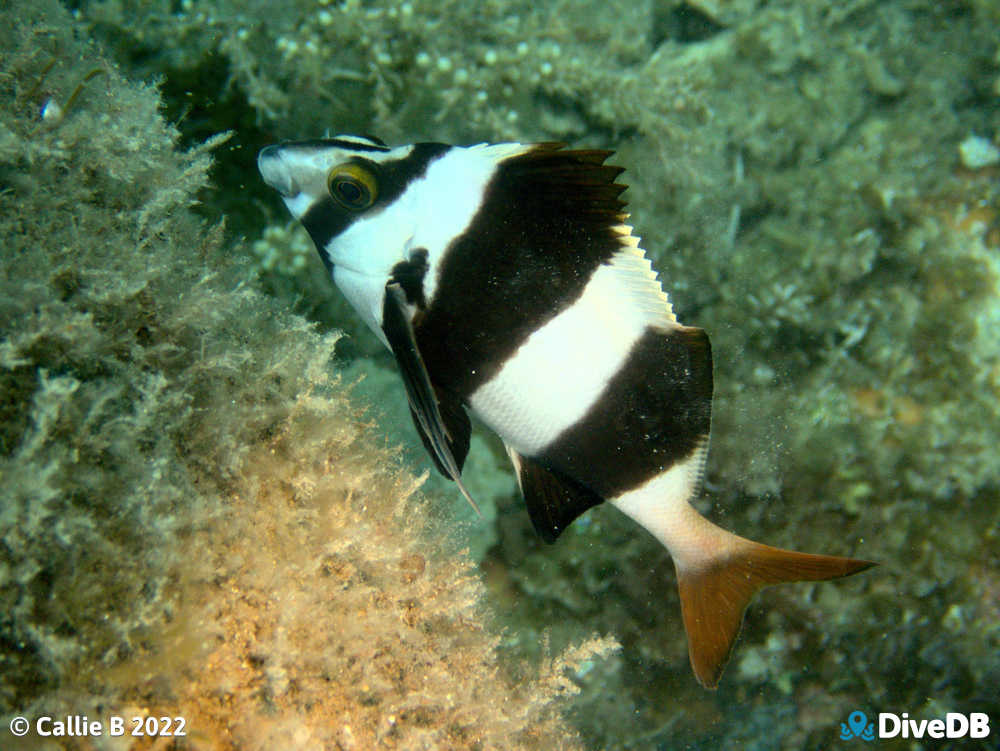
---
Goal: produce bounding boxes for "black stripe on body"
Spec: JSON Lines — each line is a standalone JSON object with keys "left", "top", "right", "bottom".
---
{"left": 413, "top": 145, "right": 628, "bottom": 397}
{"left": 300, "top": 143, "right": 451, "bottom": 267}
{"left": 537, "top": 325, "right": 713, "bottom": 499}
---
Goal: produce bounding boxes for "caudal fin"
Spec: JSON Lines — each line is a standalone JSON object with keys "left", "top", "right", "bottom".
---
{"left": 676, "top": 533, "right": 874, "bottom": 689}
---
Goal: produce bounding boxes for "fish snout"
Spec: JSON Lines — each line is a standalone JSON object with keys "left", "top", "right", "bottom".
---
{"left": 257, "top": 145, "right": 299, "bottom": 199}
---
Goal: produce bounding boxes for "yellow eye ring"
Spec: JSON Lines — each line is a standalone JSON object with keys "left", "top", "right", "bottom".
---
{"left": 327, "top": 162, "right": 378, "bottom": 210}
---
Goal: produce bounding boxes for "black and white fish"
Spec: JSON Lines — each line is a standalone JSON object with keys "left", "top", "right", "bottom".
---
{"left": 257, "top": 135, "right": 873, "bottom": 688}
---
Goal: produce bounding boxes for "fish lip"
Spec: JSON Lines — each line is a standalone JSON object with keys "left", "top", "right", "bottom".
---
{"left": 257, "top": 145, "right": 300, "bottom": 199}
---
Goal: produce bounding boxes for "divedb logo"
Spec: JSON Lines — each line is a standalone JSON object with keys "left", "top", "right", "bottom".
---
{"left": 839, "top": 710, "right": 991, "bottom": 742}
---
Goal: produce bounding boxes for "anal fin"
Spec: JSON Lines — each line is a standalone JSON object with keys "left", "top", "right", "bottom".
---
{"left": 506, "top": 446, "right": 604, "bottom": 543}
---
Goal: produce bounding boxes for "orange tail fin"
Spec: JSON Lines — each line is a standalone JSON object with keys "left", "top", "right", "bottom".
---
{"left": 676, "top": 535, "right": 874, "bottom": 689}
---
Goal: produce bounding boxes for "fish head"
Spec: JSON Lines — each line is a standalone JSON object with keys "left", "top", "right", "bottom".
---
{"left": 257, "top": 135, "right": 434, "bottom": 279}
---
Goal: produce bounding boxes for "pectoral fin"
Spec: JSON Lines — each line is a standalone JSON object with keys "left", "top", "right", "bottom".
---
{"left": 382, "top": 282, "right": 478, "bottom": 515}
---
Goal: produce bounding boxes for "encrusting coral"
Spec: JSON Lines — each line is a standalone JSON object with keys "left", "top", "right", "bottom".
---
{"left": 0, "top": 2, "right": 615, "bottom": 748}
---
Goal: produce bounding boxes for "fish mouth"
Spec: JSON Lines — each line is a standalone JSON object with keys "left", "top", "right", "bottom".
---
{"left": 257, "top": 146, "right": 300, "bottom": 199}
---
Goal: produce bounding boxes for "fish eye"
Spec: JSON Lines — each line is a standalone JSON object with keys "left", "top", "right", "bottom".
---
{"left": 327, "top": 162, "right": 378, "bottom": 210}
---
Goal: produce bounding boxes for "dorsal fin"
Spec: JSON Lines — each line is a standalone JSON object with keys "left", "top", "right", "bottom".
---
{"left": 604, "top": 243, "right": 678, "bottom": 327}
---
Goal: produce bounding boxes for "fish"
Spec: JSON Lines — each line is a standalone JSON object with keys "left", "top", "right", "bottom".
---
{"left": 257, "top": 135, "right": 874, "bottom": 688}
